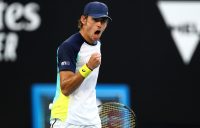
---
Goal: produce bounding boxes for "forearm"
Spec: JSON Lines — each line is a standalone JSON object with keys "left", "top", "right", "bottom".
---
{"left": 60, "top": 72, "right": 84, "bottom": 96}
{"left": 60, "top": 64, "right": 92, "bottom": 96}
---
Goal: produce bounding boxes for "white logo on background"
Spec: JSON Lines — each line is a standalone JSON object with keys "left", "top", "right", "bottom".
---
{"left": 157, "top": 1, "right": 200, "bottom": 65}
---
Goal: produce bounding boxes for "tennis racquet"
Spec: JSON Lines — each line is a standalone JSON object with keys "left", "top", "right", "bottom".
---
{"left": 98, "top": 102, "right": 136, "bottom": 128}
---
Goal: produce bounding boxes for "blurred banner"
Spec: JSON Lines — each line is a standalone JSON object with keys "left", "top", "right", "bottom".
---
{"left": 1, "top": 0, "right": 200, "bottom": 128}
{"left": 31, "top": 83, "right": 130, "bottom": 128}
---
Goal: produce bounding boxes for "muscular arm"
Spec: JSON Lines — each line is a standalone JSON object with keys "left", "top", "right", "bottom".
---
{"left": 60, "top": 52, "right": 101, "bottom": 96}
{"left": 60, "top": 71, "right": 84, "bottom": 96}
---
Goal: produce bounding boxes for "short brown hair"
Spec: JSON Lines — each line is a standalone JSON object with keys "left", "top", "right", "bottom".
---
{"left": 77, "top": 15, "right": 88, "bottom": 29}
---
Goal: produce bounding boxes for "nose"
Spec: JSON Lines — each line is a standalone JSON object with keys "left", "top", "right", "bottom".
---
{"left": 96, "top": 21, "right": 103, "bottom": 27}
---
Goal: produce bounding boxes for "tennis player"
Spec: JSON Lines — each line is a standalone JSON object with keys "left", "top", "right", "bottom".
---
{"left": 50, "top": 1, "right": 112, "bottom": 128}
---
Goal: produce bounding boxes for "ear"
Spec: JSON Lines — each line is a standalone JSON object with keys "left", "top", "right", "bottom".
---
{"left": 80, "top": 15, "right": 87, "bottom": 25}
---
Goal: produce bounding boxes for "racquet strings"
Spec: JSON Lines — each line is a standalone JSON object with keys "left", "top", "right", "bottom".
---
{"left": 98, "top": 102, "right": 136, "bottom": 128}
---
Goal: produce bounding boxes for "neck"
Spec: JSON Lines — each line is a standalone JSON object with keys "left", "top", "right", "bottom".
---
{"left": 79, "top": 29, "right": 94, "bottom": 44}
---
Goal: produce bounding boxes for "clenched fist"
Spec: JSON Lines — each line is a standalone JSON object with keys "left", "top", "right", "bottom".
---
{"left": 87, "top": 52, "right": 101, "bottom": 70}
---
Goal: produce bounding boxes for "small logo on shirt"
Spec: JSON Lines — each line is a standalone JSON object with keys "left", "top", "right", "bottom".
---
{"left": 61, "top": 61, "right": 70, "bottom": 66}
{"left": 82, "top": 69, "right": 86, "bottom": 72}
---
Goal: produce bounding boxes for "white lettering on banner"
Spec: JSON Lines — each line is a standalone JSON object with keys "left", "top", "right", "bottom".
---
{"left": 4, "top": 33, "right": 18, "bottom": 61}
{"left": 0, "top": 33, "right": 18, "bottom": 62}
{"left": 24, "top": 3, "right": 41, "bottom": 31}
{"left": 5, "top": 3, "right": 24, "bottom": 31}
{"left": 0, "top": 0, "right": 41, "bottom": 62}
{"left": 157, "top": 1, "right": 200, "bottom": 65}
{"left": 5, "top": 2, "right": 41, "bottom": 31}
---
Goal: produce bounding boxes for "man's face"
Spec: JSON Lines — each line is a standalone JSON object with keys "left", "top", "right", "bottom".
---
{"left": 81, "top": 16, "right": 108, "bottom": 43}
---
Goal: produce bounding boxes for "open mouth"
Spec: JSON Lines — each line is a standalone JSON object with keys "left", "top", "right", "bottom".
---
{"left": 94, "top": 30, "right": 101, "bottom": 35}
